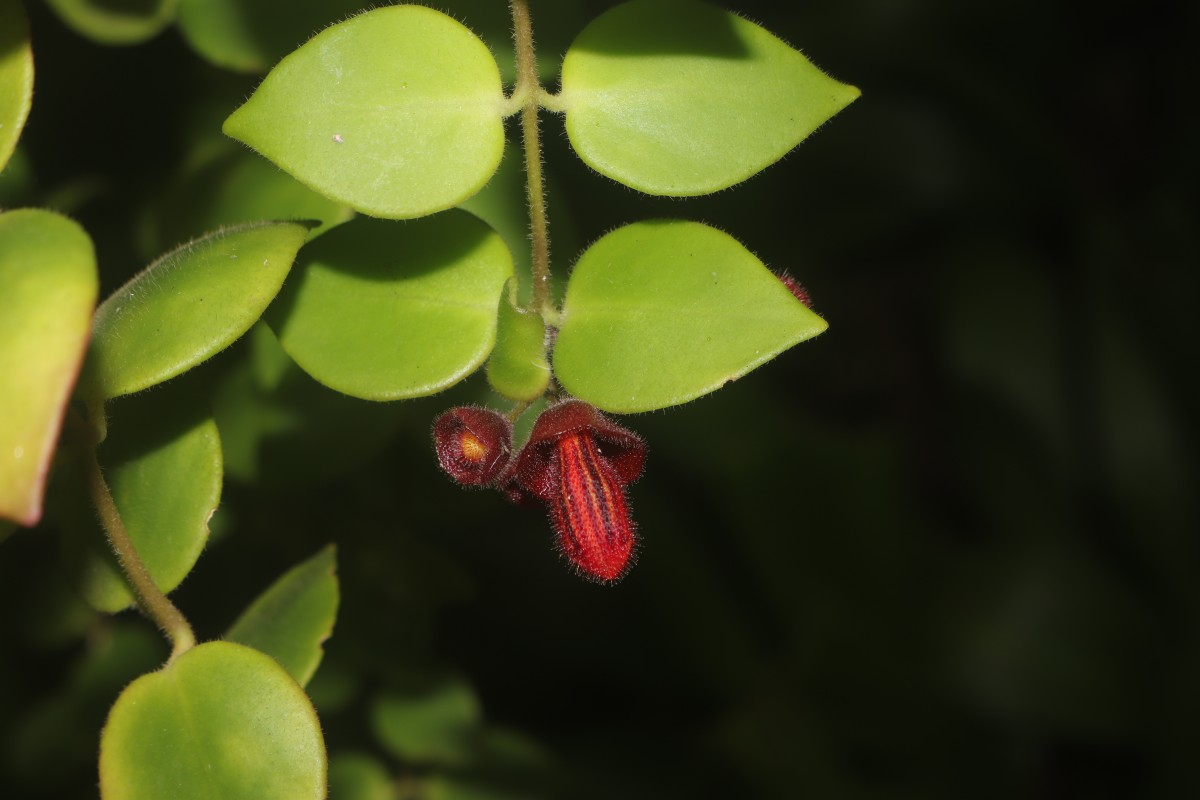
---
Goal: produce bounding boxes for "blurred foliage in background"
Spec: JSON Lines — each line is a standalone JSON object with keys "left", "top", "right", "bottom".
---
{"left": 2, "top": 0, "right": 1197, "bottom": 797}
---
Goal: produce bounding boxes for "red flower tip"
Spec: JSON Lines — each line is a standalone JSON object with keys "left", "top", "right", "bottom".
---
{"left": 775, "top": 270, "right": 814, "bottom": 308}
{"left": 503, "top": 400, "right": 645, "bottom": 584}
{"left": 432, "top": 407, "right": 512, "bottom": 486}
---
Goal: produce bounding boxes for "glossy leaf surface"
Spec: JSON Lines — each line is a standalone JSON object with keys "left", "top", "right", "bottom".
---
{"left": 84, "top": 222, "right": 308, "bottom": 401}
{"left": 560, "top": 0, "right": 859, "bottom": 195}
{"left": 43, "top": 0, "right": 176, "bottom": 46}
{"left": 371, "top": 676, "right": 481, "bottom": 763}
{"left": 0, "top": 210, "right": 96, "bottom": 525}
{"left": 223, "top": 5, "right": 506, "bottom": 219}
{"left": 226, "top": 545, "right": 338, "bottom": 688}
{"left": 61, "top": 389, "right": 221, "bottom": 612}
{"left": 555, "top": 220, "right": 828, "bottom": 412}
{"left": 0, "top": 0, "right": 33, "bottom": 172}
{"left": 269, "top": 212, "right": 513, "bottom": 400}
{"left": 100, "top": 641, "right": 325, "bottom": 800}
{"left": 486, "top": 284, "right": 550, "bottom": 402}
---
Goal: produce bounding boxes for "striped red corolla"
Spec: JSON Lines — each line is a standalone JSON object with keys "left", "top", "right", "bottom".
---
{"left": 504, "top": 400, "right": 646, "bottom": 584}
{"left": 551, "top": 429, "right": 635, "bottom": 582}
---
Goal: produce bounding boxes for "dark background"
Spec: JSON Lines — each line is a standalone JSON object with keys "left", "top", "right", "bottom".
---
{"left": 2, "top": 0, "right": 1197, "bottom": 797}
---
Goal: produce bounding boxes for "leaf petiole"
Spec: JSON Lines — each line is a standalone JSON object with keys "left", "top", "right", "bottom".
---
{"left": 69, "top": 410, "right": 196, "bottom": 662}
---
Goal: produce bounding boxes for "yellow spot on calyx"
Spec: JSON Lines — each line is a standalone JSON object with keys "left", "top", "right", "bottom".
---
{"left": 460, "top": 432, "right": 487, "bottom": 463}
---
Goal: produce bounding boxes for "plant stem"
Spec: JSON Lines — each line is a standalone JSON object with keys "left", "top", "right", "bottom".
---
{"left": 510, "top": 0, "right": 554, "bottom": 319}
{"left": 506, "top": 399, "right": 533, "bottom": 424}
{"left": 76, "top": 424, "right": 196, "bottom": 661}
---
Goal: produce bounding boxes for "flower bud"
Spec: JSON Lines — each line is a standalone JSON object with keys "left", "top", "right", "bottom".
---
{"left": 432, "top": 407, "right": 512, "bottom": 486}
{"left": 504, "top": 400, "right": 645, "bottom": 583}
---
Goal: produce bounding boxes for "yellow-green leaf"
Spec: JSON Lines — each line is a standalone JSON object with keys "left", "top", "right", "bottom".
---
{"left": 0, "top": 209, "right": 97, "bottom": 526}
{"left": 560, "top": 0, "right": 859, "bottom": 195}
{"left": 0, "top": 0, "right": 34, "bottom": 172}
{"left": 269, "top": 212, "right": 513, "bottom": 401}
{"left": 60, "top": 388, "right": 221, "bottom": 612}
{"left": 555, "top": 220, "right": 827, "bottom": 412}
{"left": 82, "top": 221, "right": 308, "bottom": 402}
{"left": 224, "top": 5, "right": 506, "bottom": 219}
{"left": 226, "top": 545, "right": 338, "bottom": 687}
{"left": 100, "top": 641, "right": 326, "bottom": 800}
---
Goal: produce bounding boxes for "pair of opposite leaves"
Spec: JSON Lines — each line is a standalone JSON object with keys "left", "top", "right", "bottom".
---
{"left": 222, "top": 0, "right": 856, "bottom": 408}
{"left": 225, "top": 1, "right": 859, "bottom": 215}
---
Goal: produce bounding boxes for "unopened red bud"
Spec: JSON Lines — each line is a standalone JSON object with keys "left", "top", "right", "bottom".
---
{"left": 550, "top": 428, "right": 637, "bottom": 583}
{"left": 503, "top": 400, "right": 645, "bottom": 583}
{"left": 775, "top": 270, "right": 814, "bottom": 308}
{"left": 432, "top": 407, "right": 512, "bottom": 486}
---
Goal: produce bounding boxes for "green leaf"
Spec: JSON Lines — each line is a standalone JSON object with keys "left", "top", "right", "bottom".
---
{"left": 99, "top": 641, "right": 326, "bottom": 800}
{"left": 0, "top": 0, "right": 33, "bottom": 173}
{"left": 60, "top": 387, "right": 222, "bottom": 613}
{"left": 223, "top": 5, "right": 506, "bottom": 219}
{"left": 226, "top": 545, "right": 339, "bottom": 688}
{"left": 328, "top": 753, "right": 393, "bottom": 800}
{"left": 83, "top": 221, "right": 308, "bottom": 402}
{"left": 43, "top": 0, "right": 176, "bottom": 46}
{"left": 370, "top": 675, "right": 481, "bottom": 764}
{"left": 559, "top": 0, "right": 859, "bottom": 195}
{"left": 554, "top": 220, "right": 828, "bottom": 412}
{"left": 486, "top": 283, "right": 550, "bottom": 402}
{"left": 177, "top": 0, "right": 370, "bottom": 74}
{"left": 0, "top": 209, "right": 97, "bottom": 526}
{"left": 269, "top": 212, "right": 513, "bottom": 401}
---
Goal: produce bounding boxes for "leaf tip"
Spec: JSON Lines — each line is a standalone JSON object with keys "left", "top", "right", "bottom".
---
{"left": 221, "top": 102, "right": 254, "bottom": 146}
{"left": 837, "top": 80, "right": 863, "bottom": 108}
{"left": 317, "top": 542, "right": 338, "bottom": 572}
{"left": 0, "top": 504, "right": 39, "bottom": 529}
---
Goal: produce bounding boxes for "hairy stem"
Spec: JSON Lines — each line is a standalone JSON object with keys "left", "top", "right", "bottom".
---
{"left": 505, "top": 399, "right": 533, "bottom": 424}
{"left": 510, "top": 0, "right": 554, "bottom": 318}
{"left": 74, "top": 416, "right": 196, "bottom": 661}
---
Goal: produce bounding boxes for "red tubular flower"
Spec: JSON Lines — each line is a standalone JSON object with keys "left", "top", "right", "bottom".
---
{"left": 432, "top": 407, "right": 513, "bottom": 486}
{"left": 504, "top": 400, "right": 645, "bottom": 584}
